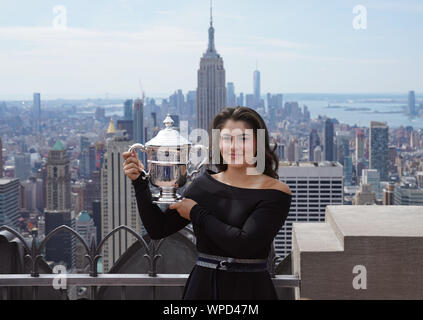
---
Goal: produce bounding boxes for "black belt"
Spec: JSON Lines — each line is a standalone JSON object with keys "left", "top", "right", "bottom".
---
{"left": 196, "top": 252, "right": 268, "bottom": 300}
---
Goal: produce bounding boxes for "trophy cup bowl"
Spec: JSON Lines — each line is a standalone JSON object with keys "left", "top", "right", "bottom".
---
{"left": 128, "top": 114, "right": 208, "bottom": 204}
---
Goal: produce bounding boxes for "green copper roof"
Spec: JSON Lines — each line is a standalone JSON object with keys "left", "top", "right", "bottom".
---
{"left": 52, "top": 140, "right": 65, "bottom": 151}
{"left": 78, "top": 211, "right": 91, "bottom": 223}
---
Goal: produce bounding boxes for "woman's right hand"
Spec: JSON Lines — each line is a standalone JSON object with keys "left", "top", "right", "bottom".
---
{"left": 122, "top": 150, "right": 145, "bottom": 181}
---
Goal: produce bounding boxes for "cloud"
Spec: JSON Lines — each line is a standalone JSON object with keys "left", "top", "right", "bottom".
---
{"left": 219, "top": 36, "right": 398, "bottom": 65}
{"left": 0, "top": 25, "right": 208, "bottom": 95}
{"left": 0, "top": 26, "right": 204, "bottom": 52}
{"left": 0, "top": 25, "right": 316, "bottom": 77}
{"left": 0, "top": 24, "right": 409, "bottom": 96}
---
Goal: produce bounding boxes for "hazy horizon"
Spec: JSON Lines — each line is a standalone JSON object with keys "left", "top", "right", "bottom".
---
{"left": 0, "top": 92, "right": 421, "bottom": 102}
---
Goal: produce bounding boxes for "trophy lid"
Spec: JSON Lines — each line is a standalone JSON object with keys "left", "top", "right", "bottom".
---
{"left": 145, "top": 114, "right": 192, "bottom": 147}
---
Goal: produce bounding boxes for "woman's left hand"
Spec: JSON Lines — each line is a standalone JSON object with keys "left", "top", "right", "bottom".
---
{"left": 169, "top": 198, "right": 198, "bottom": 221}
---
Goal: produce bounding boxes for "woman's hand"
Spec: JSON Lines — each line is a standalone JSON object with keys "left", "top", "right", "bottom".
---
{"left": 122, "top": 150, "right": 144, "bottom": 181}
{"left": 169, "top": 198, "right": 198, "bottom": 221}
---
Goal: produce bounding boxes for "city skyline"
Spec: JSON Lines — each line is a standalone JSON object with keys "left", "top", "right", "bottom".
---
{"left": 0, "top": 0, "right": 422, "bottom": 99}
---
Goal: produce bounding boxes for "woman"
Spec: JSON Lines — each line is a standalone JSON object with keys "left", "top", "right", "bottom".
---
{"left": 122, "top": 106, "right": 292, "bottom": 300}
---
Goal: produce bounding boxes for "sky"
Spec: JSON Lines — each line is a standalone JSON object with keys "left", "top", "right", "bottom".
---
{"left": 0, "top": 0, "right": 422, "bottom": 99}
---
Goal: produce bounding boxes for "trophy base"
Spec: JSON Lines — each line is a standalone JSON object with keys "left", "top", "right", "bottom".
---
{"left": 151, "top": 187, "right": 183, "bottom": 204}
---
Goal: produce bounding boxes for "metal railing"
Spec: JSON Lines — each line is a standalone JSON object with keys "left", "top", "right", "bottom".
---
{"left": 0, "top": 225, "right": 300, "bottom": 300}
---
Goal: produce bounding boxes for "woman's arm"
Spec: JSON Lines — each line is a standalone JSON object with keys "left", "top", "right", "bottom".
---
{"left": 189, "top": 196, "right": 292, "bottom": 257}
{"left": 132, "top": 174, "right": 191, "bottom": 240}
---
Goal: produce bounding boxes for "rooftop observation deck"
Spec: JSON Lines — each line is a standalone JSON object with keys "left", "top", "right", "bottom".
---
{"left": 1, "top": 205, "right": 422, "bottom": 300}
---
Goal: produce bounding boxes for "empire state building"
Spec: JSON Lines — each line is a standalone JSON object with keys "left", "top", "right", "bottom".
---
{"left": 196, "top": 5, "right": 226, "bottom": 133}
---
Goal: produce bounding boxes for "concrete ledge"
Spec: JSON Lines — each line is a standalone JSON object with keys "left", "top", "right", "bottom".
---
{"left": 292, "top": 205, "right": 423, "bottom": 300}
{"left": 326, "top": 205, "right": 423, "bottom": 237}
{"left": 292, "top": 223, "right": 343, "bottom": 252}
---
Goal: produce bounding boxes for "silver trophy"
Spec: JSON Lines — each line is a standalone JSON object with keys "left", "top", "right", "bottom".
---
{"left": 128, "top": 114, "right": 208, "bottom": 204}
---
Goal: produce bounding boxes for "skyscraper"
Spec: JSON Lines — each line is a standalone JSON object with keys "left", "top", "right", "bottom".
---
{"left": 353, "top": 183, "right": 377, "bottom": 205}
{"left": 76, "top": 211, "right": 97, "bottom": 245}
{"left": 133, "top": 98, "right": 145, "bottom": 163}
{"left": 117, "top": 120, "right": 134, "bottom": 141}
{"left": 79, "top": 136, "right": 91, "bottom": 179}
{"left": 335, "top": 132, "right": 350, "bottom": 165}
{"left": 33, "top": 93, "right": 41, "bottom": 134}
{"left": 101, "top": 135, "right": 142, "bottom": 272}
{"left": 383, "top": 183, "right": 395, "bottom": 205}
{"left": 176, "top": 89, "right": 184, "bottom": 115}
{"left": 197, "top": 4, "right": 226, "bottom": 133}
{"left": 369, "top": 121, "right": 389, "bottom": 181}
{"left": 44, "top": 140, "right": 74, "bottom": 268}
{"left": 324, "top": 118, "right": 334, "bottom": 161}
{"left": 245, "top": 94, "right": 254, "bottom": 108}
{"left": 394, "top": 183, "right": 423, "bottom": 205}
{"left": 287, "top": 138, "right": 299, "bottom": 162}
{"left": 362, "top": 169, "right": 381, "bottom": 199}
{"left": 92, "top": 200, "right": 101, "bottom": 247}
{"left": 267, "top": 93, "right": 283, "bottom": 112}
{"left": 237, "top": 93, "right": 244, "bottom": 106}
{"left": 313, "top": 146, "right": 323, "bottom": 162}
{"left": 271, "top": 143, "right": 285, "bottom": 162}
{"left": 124, "top": 99, "right": 133, "bottom": 120}
{"left": 0, "top": 137, "right": 3, "bottom": 178}
{"left": 410, "top": 130, "right": 420, "bottom": 149}
{"left": 355, "top": 129, "right": 365, "bottom": 161}
{"left": 75, "top": 211, "right": 97, "bottom": 272}
{"left": 226, "top": 82, "right": 236, "bottom": 107}
{"left": 21, "top": 176, "right": 44, "bottom": 213}
{"left": 46, "top": 141, "right": 71, "bottom": 211}
{"left": 0, "top": 178, "right": 20, "bottom": 229}
{"left": 187, "top": 91, "right": 197, "bottom": 116}
{"left": 343, "top": 156, "right": 353, "bottom": 186}
{"left": 84, "top": 176, "right": 100, "bottom": 214}
{"left": 253, "top": 68, "right": 261, "bottom": 108}
{"left": 408, "top": 91, "right": 416, "bottom": 116}
{"left": 309, "top": 129, "right": 320, "bottom": 162}
{"left": 276, "top": 161, "right": 344, "bottom": 261}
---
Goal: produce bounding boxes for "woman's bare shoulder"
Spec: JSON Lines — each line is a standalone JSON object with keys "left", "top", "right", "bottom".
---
{"left": 264, "top": 177, "right": 292, "bottom": 195}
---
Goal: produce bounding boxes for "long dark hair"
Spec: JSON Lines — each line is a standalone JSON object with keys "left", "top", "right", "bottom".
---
{"left": 208, "top": 106, "right": 279, "bottom": 179}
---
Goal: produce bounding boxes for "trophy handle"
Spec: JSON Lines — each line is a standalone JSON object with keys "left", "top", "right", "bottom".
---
{"left": 127, "top": 143, "right": 150, "bottom": 180}
{"left": 187, "top": 144, "right": 209, "bottom": 179}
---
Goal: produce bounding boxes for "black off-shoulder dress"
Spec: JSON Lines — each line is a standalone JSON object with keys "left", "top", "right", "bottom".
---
{"left": 132, "top": 168, "right": 292, "bottom": 300}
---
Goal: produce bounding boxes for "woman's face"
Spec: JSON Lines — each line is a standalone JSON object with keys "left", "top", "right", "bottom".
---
{"left": 219, "top": 119, "right": 256, "bottom": 167}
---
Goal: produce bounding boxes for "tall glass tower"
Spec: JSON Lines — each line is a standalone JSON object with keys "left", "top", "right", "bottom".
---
{"left": 309, "top": 129, "right": 320, "bottom": 162}
{"left": 124, "top": 99, "right": 133, "bottom": 120}
{"left": 324, "top": 118, "right": 334, "bottom": 161}
{"left": 408, "top": 91, "right": 416, "bottom": 116}
{"left": 253, "top": 69, "right": 261, "bottom": 108}
{"left": 33, "top": 92, "right": 41, "bottom": 134}
{"left": 133, "top": 98, "right": 145, "bottom": 164}
{"left": 369, "top": 121, "right": 389, "bottom": 181}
